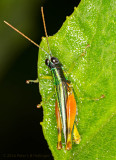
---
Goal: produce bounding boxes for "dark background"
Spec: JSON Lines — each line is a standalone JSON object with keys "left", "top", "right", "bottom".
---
{"left": 0, "top": 0, "right": 80, "bottom": 159}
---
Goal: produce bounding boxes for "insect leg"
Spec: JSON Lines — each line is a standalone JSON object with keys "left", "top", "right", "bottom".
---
{"left": 66, "top": 92, "right": 76, "bottom": 150}
{"left": 26, "top": 76, "right": 53, "bottom": 108}
{"left": 79, "top": 94, "right": 105, "bottom": 101}
{"left": 80, "top": 44, "right": 90, "bottom": 56}
{"left": 37, "top": 90, "right": 55, "bottom": 108}
{"left": 26, "top": 79, "right": 39, "bottom": 84}
{"left": 73, "top": 124, "right": 81, "bottom": 144}
{"left": 55, "top": 100, "right": 62, "bottom": 150}
{"left": 40, "top": 76, "right": 53, "bottom": 80}
{"left": 68, "top": 44, "right": 90, "bottom": 75}
{"left": 26, "top": 76, "right": 52, "bottom": 84}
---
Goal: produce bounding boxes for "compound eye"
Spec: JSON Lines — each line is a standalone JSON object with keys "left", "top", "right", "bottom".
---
{"left": 51, "top": 57, "right": 59, "bottom": 64}
{"left": 45, "top": 59, "right": 49, "bottom": 66}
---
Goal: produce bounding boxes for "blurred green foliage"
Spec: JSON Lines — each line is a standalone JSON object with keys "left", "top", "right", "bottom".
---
{"left": 0, "top": 0, "right": 45, "bottom": 80}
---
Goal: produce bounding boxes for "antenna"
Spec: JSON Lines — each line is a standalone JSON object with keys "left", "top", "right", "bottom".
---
{"left": 41, "top": 7, "right": 51, "bottom": 55}
{"left": 4, "top": 20, "right": 47, "bottom": 53}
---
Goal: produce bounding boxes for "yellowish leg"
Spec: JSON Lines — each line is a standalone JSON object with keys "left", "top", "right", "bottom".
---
{"left": 26, "top": 76, "right": 52, "bottom": 84}
{"left": 68, "top": 44, "right": 90, "bottom": 74}
{"left": 55, "top": 101, "right": 62, "bottom": 150}
{"left": 73, "top": 124, "right": 81, "bottom": 144}
{"left": 26, "top": 79, "right": 39, "bottom": 84}
{"left": 26, "top": 76, "right": 53, "bottom": 108}
{"left": 37, "top": 90, "right": 55, "bottom": 108}
{"left": 81, "top": 44, "right": 90, "bottom": 56}
{"left": 79, "top": 94, "right": 105, "bottom": 101}
{"left": 66, "top": 126, "right": 72, "bottom": 150}
{"left": 57, "top": 123, "right": 62, "bottom": 150}
{"left": 40, "top": 76, "right": 53, "bottom": 80}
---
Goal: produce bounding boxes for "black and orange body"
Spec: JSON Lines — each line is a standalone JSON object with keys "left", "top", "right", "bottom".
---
{"left": 45, "top": 56, "right": 81, "bottom": 150}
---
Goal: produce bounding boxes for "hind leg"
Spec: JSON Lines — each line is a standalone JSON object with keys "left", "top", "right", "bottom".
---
{"left": 66, "top": 92, "right": 77, "bottom": 150}
{"left": 55, "top": 100, "right": 62, "bottom": 150}
{"left": 73, "top": 124, "right": 81, "bottom": 144}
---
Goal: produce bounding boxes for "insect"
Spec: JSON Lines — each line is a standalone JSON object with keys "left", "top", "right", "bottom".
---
{"left": 4, "top": 7, "right": 81, "bottom": 150}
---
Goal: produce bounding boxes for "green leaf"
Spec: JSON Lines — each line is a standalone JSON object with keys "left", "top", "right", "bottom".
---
{"left": 38, "top": 0, "right": 116, "bottom": 159}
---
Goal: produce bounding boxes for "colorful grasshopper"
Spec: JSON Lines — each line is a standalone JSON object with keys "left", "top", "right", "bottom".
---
{"left": 4, "top": 7, "right": 81, "bottom": 150}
